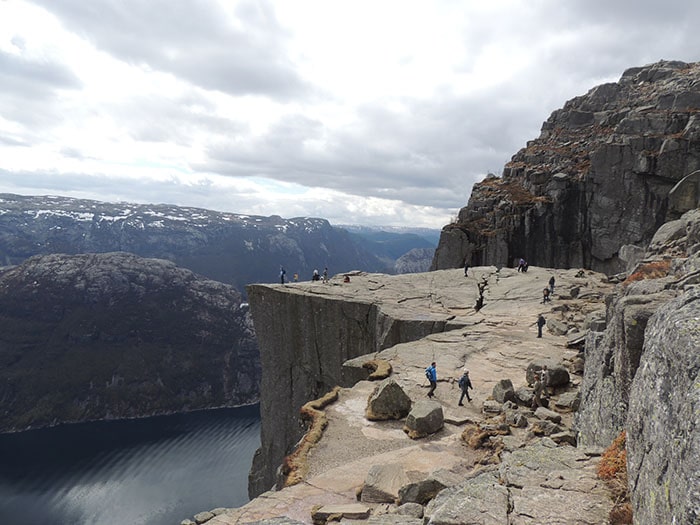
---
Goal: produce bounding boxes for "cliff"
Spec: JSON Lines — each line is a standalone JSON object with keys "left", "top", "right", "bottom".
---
{"left": 220, "top": 211, "right": 700, "bottom": 525}
{"left": 0, "top": 252, "right": 258, "bottom": 432}
{"left": 432, "top": 60, "right": 700, "bottom": 274}
{"left": 246, "top": 276, "right": 464, "bottom": 497}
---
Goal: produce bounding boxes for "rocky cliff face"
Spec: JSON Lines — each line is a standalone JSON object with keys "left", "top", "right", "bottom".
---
{"left": 0, "top": 194, "right": 389, "bottom": 295}
{"left": 575, "top": 208, "right": 700, "bottom": 523}
{"left": 432, "top": 60, "right": 700, "bottom": 274}
{"left": 0, "top": 252, "right": 259, "bottom": 432}
{"left": 246, "top": 277, "right": 464, "bottom": 498}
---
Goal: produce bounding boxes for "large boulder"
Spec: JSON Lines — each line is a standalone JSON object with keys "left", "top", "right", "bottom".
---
{"left": 403, "top": 400, "right": 444, "bottom": 439}
{"left": 526, "top": 361, "right": 570, "bottom": 387}
{"left": 365, "top": 379, "right": 412, "bottom": 421}
{"left": 492, "top": 379, "right": 517, "bottom": 403}
{"left": 361, "top": 463, "right": 410, "bottom": 503}
{"left": 398, "top": 469, "right": 463, "bottom": 505}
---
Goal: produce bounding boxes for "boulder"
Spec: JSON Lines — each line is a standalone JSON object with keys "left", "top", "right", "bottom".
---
{"left": 193, "top": 512, "right": 215, "bottom": 524}
{"left": 492, "top": 379, "right": 516, "bottom": 403}
{"left": 398, "top": 469, "right": 462, "bottom": 505}
{"left": 391, "top": 502, "right": 424, "bottom": 518}
{"left": 554, "top": 391, "right": 581, "bottom": 411}
{"left": 424, "top": 471, "right": 509, "bottom": 525}
{"left": 361, "top": 463, "right": 411, "bottom": 503}
{"left": 526, "top": 361, "right": 570, "bottom": 387}
{"left": 365, "top": 379, "right": 412, "bottom": 421}
{"left": 505, "top": 410, "right": 528, "bottom": 428}
{"left": 546, "top": 318, "right": 569, "bottom": 336}
{"left": 515, "top": 386, "right": 534, "bottom": 406}
{"left": 534, "top": 407, "right": 563, "bottom": 424}
{"left": 530, "top": 419, "right": 563, "bottom": 436}
{"left": 403, "top": 400, "right": 444, "bottom": 439}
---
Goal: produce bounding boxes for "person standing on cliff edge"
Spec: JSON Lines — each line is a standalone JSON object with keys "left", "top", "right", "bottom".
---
{"left": 425, "top": 362, "right": 437, "bottom": 398}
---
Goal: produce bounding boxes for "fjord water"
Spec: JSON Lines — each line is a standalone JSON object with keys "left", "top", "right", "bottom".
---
{"left": 0, "top": 405, "right": 260, "bottom": 524}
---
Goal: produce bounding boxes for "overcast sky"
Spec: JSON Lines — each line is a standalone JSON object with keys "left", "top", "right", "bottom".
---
{"left": 1, "top": 1, "right": 699, "bottom": 228}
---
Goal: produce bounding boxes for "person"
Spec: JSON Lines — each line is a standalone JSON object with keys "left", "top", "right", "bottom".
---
{"left": 293, "top": 273, "right": 299, "bottom": 282}
{"left": 425, "top": 362, "right": 437, "bottom": 398}
{"left": 517, "top": 258, "right": 526, "bottom": 272}
{"left": 464, "top": 260, "right": 469, "bottom": 277}
{"left": 537, "top": 314, "right": 546, "bottom": 338}
{"left": 280, "top": 266, "right": 286, "bottom": 284}
{"left": 343, "top": 275, "right": 350, "bottom": 283}
{"left": 532, "top": 377, "right": 544, "bottom": 409}
{"left": 540, "top": 365, "right": 551, "bottom": 397}
{"left": 458, "top": 369, "right": 473, "bottom": 405}
{"left": 549, "top": 275, "right": 555, "bottom": 295}
{"left": 542, "top": 287, "right": 551, "bottom": 303}
{"left": 312, "top": 269, "right": 320, "bottom": 281}
{"left": 323, "top": 267, "right": 328, "bottom": 283}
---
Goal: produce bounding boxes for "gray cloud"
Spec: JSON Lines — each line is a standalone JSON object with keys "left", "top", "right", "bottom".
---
{"left": 30, "top": 0, "right": 308, "bottom": 99}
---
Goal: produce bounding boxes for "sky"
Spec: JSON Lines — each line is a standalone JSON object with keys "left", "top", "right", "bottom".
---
{"left": 1, "top": 1, "right": 699, "bottom": 228}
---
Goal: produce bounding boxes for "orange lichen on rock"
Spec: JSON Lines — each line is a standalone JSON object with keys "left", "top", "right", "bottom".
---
{"left": 623, "top": 260, "right": 671, "bottom": 285}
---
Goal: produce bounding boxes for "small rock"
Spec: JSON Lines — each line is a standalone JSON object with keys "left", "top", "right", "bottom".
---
{"left": 194, "top": 511, "right": 215, "bottom": 524}
{"left": 515, "top": 386, "right": 534, "bottom": 406}
{"left": 534, "top": 407, "right": 563, "bottom": 424}
{"left": 311, "top": 504, "right": 371, "bottom": 523}
{"left": 551, "top": 431, "right": 578, "bottom": 446}
{"left": 554, "top": 390, "right": 581, "bottom": 411}
{"left": 482, "top": 399, "right": 502, "bottom": 414}
{"left": 391, "top": 502, "right": 424, "bottom": 518}
{"left": 505, "top": 410, "right": 528, "bottom": 428}
{"left": 530, "top": 419, "right": 563, "bottom": 436}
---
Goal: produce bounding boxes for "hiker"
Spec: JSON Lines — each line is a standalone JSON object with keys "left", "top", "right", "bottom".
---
{"left": 517, "top": 258, "right": 527, "bottom": 272}
{"left": 312, "top": 269, "right": 320, "bottom": 281}
{"left": 540, "top": 365, "right": 551, "bottom": 397}
{"left": 280, "top": 266, "right": 286, "bottom": 284}
{"left": 343, "top": 275, "right": 350, "bottom": 283}
{"left": 537, "top": 314, "right": 546, "bottom": 338}
{"left": 323, "top": 267, "right": 328, "bottom": 283}
{"left": 458, "top": 369, "right": 473, "bottom": 405}
{"left": 425, "top": 362, "right": 437, "bottom": 398}
{"left": 293, "top": 273, "right": 299, "bottom": 282}
{"left": 549, "top": 276, "right": 555, "bottom": 295}
{"left": 464, "top": 260, "right": 469, "bottom": 277}
{"left": 532, "top": 377, "right": 544, "bottom": 409}
{"left": 542, "top": 287, "right": 551, "bottom": 303}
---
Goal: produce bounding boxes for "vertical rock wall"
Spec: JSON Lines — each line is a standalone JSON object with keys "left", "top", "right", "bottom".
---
{"left": 246, "top": 284, "right": 452, "bottom": 498}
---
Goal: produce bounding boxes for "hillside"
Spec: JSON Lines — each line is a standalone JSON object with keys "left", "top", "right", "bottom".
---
{"left": 0, "top": 252, "right": 258, "bottom": 432}
{"left": 0, "top": 194, "right": 390, "bottom": 295}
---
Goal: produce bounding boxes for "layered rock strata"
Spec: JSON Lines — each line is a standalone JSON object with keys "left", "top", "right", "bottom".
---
{"left": 432, "top": 60, "right": 700, "bottom": 274}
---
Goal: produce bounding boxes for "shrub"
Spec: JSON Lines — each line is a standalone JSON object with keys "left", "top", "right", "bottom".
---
{"left": 598, "top": 431, "right": 632, "bottom": 524}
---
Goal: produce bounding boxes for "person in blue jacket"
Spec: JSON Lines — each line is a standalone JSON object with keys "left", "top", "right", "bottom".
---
{"left": 425, "top": 362, "right": 437, "bottom": 398}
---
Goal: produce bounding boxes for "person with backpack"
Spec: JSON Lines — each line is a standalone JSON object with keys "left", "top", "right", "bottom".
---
{"left": 425, "top": 362, "right": 437, "bottom": 398}
{"left": 549, "top": 275, "right": 555, "bottom": 295}
{"left": 458, "top": 369, "right": 473, "bottom": 405}
{"left": 280, "top": 266, "right": 286, "bottom": 284}
{"left": 542, "top": 287, "right": 551, "bottom": 303}
{"left": 537, "top": 314, "right": 546, "bottom": 338}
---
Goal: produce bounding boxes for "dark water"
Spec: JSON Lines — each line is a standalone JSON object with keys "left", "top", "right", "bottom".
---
{"left": 0, "top": 405, "right": 260, "bottom": 525}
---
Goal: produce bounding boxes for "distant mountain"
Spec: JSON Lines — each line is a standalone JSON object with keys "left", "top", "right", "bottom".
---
{"left": 337, "top": 225, "right": 439, "bottom": 272}
{"left": 0, "top": 252, "right": 258, "bottom": 432}
{"left": 0, "top": 194, "right": 389, "bottom": 295}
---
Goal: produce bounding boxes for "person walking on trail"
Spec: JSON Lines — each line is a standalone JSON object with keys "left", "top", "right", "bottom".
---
{"left": 458, "top": 369, "right": 473, "bottom": 405}
{"left": 464, "top": 260, "right": 469, "bottom": 277}
{"left": 280, "top": 266, "right": 286, "bottom": 284}
{"left": 537, "top": 314, "right": 546, "bottom": 338}
{"left": 542, "top": 287, "right": 551, "bottom": 303}
{"left": 549, "top": 276, "right": 555, "bottom": 295}
{"left": 425, "top": 362, "right": 437, "bottom": 398}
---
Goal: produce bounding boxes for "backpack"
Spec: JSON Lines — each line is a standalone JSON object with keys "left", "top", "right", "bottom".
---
{"left": 425, "top": 368, "right": 432, "bottom": 380}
